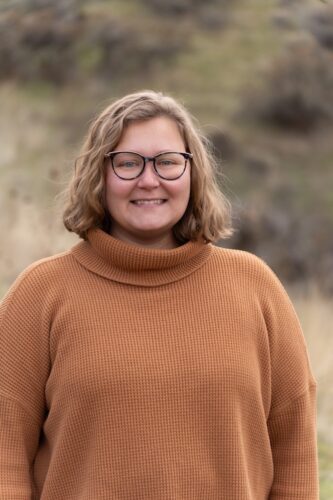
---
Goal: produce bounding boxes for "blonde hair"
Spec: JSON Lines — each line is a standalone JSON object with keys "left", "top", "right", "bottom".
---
{"left": 63, "top": 90, "right": 233, "bottom": 243}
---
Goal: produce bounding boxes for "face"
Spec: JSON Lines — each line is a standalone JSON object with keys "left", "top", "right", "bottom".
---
{"left": 105, "top": 116, "right": 191, "bottom": 248}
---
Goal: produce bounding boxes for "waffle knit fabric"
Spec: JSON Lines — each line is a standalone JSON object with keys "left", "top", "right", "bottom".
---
{"left": 0, "top": 228, "right": 318, "bottom": 499}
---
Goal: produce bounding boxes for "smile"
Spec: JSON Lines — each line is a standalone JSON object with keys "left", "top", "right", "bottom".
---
{"left": 131, "top": 199, "right": 167, "bottom": 205}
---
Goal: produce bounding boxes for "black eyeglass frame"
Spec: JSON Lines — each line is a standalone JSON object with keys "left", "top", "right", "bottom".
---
{"left": 104, "top": 151, "right": 193, "bottom": 180}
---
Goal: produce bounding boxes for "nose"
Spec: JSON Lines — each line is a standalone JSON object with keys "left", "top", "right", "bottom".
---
{"left": 137, "top": 159, "right": 160, "bottom": 188}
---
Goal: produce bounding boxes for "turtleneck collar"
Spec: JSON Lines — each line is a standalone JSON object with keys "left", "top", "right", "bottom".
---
{"left": 71, "top": 228, "right": 212, "bottom": 287}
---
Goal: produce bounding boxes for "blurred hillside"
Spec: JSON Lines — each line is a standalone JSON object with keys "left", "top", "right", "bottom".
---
{"left": 1, "top": 0, "right": 333, "bottom": 296}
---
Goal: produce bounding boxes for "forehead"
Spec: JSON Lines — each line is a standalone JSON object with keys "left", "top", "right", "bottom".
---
{"left": 115, "top": 116, "right": 185, "bottom": 153}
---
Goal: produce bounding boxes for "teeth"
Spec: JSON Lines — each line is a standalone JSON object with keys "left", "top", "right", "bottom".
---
{"left": 133, "top": 199, "right": 165, "bottom": 205}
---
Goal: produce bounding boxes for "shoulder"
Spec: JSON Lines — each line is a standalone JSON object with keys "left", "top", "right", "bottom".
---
{"left": 1, "top": 249, "right": 79, "bottom": 307}
{"left": 209, "top": 246, "right": 302, "bottom": 333}
{"left": 209, "top": 245, "right": 279, "bottom": 288}
{"left": 15, "top": 249, "right": 76, "bottom": 284}
{"left": 208, "top": 245, "right": 296, "bottom": 313}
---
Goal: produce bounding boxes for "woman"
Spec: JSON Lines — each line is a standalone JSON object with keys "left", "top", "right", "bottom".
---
{"left": 0, "top": 90, "right": 318, "bottom": 499}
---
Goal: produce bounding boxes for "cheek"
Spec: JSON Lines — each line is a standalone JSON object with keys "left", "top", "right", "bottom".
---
{"left": 106, "top": 173, "right": 131, "bottom": 200}
{"left": 105, "top": 175, "right": 134, "bottom": 218}
{"left": 175, "top": 173, "right": 191, "bottom": 204}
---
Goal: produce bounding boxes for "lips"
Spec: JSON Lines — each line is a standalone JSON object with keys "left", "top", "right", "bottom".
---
{"left": 131, "top": 199, "right": 167, "bottom": 205}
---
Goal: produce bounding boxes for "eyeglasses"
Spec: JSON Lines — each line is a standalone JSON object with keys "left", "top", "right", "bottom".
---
{"left": 104, "top": 151, "right": 193, "bottom": 180}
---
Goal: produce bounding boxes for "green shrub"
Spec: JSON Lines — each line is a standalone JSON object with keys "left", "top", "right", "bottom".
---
{"left": 244, "top": 39, "right": 333, "bottom": 132}
{"left": 143, "top": 0, "right": 231, "bottom": 16}
{"left": 305, "top": 5, "right": 333, "bottom": 51}
{"left": 0, "top": 0, "right": 188, "bottom": 84}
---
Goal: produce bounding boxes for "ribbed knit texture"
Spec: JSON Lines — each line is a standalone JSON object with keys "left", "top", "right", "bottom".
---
{"left": 0, "top": 229, "right": 318, "bottom": 499}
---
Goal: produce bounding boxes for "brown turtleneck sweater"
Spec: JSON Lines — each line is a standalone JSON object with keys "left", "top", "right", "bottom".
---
{"left": 0, "top": 229, "right": 318, "bottom": 499}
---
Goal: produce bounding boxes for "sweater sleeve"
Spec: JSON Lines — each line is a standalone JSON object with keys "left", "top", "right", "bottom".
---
{"left": 257, "top": 262, "right": 319, "bottom": 499}
{"left": 268, "top": 385, "right": 318, "bottom": 499}
{"left": 0, "top": 265, "right": 51, "bottom": 498}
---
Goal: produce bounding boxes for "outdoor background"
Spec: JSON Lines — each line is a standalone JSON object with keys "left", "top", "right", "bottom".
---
{"left": 0, "top": 0, "right": 332, "bottom": 496}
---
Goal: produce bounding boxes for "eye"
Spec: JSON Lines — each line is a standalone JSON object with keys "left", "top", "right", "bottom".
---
{"left": 159, "top": 159, "right": 175, "bottom": 166}
{"left": 114, "top": 154, "right": 142, "bottom": 168}
{"left": 119, "top": 161, "right": 138, "bottom": 168}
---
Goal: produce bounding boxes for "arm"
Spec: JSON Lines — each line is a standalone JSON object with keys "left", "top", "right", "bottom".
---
{"left": 257, "top": 263, "right": 319, "bottom": 499}
{"left": 0, "top": 396, "right": 42, "bottom": 498}
{"left": 0, "top": 266, "right": 50, "bottom": 498}
{"left": 268, "top": 384, "right": 318, "bottom": 499}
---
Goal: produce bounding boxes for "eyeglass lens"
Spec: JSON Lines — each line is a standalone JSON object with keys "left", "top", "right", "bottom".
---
{"left": 112, "top": 152, "right": 187, "bottom": 180}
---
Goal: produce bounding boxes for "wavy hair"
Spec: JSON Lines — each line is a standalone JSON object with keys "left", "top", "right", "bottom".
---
{"left": 62, "top": 90, "right": 233, "bottom": 243}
